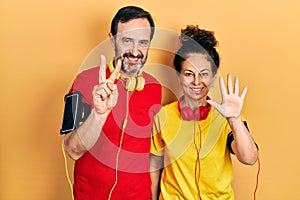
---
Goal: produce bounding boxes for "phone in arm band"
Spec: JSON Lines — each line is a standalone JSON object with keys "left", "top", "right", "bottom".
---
{"left": 60, "top": 91, "right": 91, "bottom": 134}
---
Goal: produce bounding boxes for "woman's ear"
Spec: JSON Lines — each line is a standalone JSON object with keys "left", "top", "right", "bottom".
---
{"left": 177, "top": 71, "right": 183, "bottom": 84}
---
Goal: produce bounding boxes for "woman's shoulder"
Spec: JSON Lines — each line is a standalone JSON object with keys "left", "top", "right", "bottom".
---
{"left": 156, "top": 101, "right": 180, "bottom": 118}
{"left": 163, "top": 101, "right": 179, "bottom": 111}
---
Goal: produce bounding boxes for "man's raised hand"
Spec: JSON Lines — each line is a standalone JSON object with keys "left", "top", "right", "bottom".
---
{"left": 92, "top": 55, "right": 121, "bottom": 115}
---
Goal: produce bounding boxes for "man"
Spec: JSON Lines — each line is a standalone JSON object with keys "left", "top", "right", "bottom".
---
{"left": 61, "top": 6, "right": 162, "bottom": 200}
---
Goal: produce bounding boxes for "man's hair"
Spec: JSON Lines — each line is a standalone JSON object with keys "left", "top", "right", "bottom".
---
{"left": 110, "top": 6, "right": 155, "bottom": 40}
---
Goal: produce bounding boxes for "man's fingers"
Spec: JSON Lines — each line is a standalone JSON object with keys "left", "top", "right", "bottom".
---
{"left": 106, "top": 88, "right": 119, "bottom": 109}
{"left": 93, "top": 84, "right": 111, "bottom": 101}
{"left": 108, "top": 59, "right": 122, "bottom": 82}
{"left": 111, "top": 87, "right": 118, "bottom": 107}
{"left": 99, "top": 55, "right": 107, "bottom": 83}
{"left": 94, "top": 56, "right": 120, "bottom": 113}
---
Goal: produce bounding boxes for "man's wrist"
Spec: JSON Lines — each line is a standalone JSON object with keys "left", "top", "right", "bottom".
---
{"left": 77, "top": 109, "right": 105, "bottom": 150}
{"left": 93, "top": 109, "right": 109, "bottom": 124}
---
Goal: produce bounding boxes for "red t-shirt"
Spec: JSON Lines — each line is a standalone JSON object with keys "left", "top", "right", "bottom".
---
{"left": 69, "top": 66, "right": 162, "bottom": 200}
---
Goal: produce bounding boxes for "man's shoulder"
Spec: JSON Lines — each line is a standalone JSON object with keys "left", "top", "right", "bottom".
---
{"left": 142, "top": 71, "right": 160, "bottom": 84}
{"left": 71, "top": 66, "right": 100, "bottom": 93}
{"left": 76, "top": 66, "right": 100, "bottom": 78}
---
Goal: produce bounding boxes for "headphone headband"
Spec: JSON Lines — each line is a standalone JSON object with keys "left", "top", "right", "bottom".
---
{"left": 178, "top": 97, "right": 211, "bottom": 121}
{"left": 108, "top": 60, "right": 145, "bottom": 91}
{"left": 108, "top": 60, "right": 121, "bottom": 79}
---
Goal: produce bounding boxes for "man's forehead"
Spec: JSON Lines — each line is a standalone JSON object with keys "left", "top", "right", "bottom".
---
{"left": 116, "top": 28, "right": 151, "bottom": 38}
{"left": 116, "top": 18, "right": 151, "bottom": 38}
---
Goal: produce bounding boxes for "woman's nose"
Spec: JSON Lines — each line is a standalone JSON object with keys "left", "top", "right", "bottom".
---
{"left": 193, "top": 74, "right": 201, "bottom": 85}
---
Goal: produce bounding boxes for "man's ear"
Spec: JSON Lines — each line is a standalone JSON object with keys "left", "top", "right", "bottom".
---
{"left": 109, "top": 33, "right": 115, "bottom": 49}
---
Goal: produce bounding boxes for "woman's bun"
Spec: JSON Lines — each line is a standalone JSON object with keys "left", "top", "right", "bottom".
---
{"left": 180, "top": 25, "right": 218, "bottom": 49}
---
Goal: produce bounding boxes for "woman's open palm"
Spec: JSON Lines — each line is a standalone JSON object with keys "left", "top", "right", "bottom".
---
{"left": 207, "top": 74, "right": 247, "bottom": 118}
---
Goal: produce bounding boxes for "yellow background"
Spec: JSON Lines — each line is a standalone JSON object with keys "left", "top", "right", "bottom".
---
{"left": 1, "top": 0, "right": 300, "bottom": 199}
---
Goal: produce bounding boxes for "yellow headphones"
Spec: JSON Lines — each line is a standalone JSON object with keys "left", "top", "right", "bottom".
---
{"left": 108, "top": 60, "right": 145, "bottom": 91}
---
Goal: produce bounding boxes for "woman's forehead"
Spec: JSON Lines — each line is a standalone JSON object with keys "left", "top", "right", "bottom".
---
{"left": 183, "top": 53, "right": 211, "bottom": 71}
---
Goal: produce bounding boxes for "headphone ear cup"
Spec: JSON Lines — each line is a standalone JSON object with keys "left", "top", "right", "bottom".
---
{"left": 125, "top": 77, "right": 136, "bottom": 91}
{"left": 135, "top": 77, "right": 145, "bottom": 91}
{"left": 180, "top": 107, "right": 194, "bottom": 121}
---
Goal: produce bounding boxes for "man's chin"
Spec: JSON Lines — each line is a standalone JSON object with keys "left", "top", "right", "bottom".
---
{"left": 122, "top": 63, "right": 143, "bottom": 75}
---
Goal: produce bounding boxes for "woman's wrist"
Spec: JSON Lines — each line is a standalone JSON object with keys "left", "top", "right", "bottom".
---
{"left": 227, "top": 116, "right": 242, "bottom": 125}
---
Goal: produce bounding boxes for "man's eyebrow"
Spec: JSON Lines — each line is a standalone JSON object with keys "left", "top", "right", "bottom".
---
{"left": 122, "top": 37, "right": 133, "bottom": 40}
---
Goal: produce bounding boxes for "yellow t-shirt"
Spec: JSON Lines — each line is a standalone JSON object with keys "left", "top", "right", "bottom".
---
{"left": 151, "top": 101, "right": 235, "bottom": 200}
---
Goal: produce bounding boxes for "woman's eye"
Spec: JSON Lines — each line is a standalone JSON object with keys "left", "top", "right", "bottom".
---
{"left": 185, "top": 72, "right": 194, "bottom": 77}
{"left": 201, "top": 72, "right": 208, "bottom": 77}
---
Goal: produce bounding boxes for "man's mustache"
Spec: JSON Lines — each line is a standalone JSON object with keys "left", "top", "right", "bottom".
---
{"left": 122, "top": 52, "right": 144, "bottom": 59}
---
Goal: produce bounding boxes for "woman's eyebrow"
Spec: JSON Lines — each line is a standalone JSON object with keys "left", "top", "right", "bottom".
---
{"left": 199, "top": 68, "right": 209, "bottom": 72}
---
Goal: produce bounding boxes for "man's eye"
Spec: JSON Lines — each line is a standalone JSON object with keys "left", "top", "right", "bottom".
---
{"left": 122, "top": 38, "right": 132, "bottom": 44}
{"left": 139, "top": 40, "right": 149, "bottom": 47}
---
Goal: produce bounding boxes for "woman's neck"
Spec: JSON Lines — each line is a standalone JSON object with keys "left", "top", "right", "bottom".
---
{"left": 180, "top": 96, "right": 208, "bottom": 111}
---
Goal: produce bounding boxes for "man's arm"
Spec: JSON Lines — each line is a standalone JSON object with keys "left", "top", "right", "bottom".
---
{"left": 64, "top": 131, "right": 85, "bottom": 160}
{"left": 64, "top": 109, "right": 108, "bottom": 160}
{"left": 63, "top": 56, "right": 121, "bottom": 160}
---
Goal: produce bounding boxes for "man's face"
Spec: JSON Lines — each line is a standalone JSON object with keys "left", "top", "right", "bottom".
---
{"left": 110, "top": 18, "right": 152, "bottom": 76}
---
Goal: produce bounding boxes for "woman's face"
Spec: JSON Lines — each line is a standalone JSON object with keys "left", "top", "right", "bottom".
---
{"left": 179, "top": 53, "right": 215, "bottom": 105}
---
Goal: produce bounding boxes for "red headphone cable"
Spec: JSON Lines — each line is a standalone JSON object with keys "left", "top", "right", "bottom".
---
{"left": 193, "top": 120, "right": 202, "bottom": 200}
{"left": 253, "top": 156, "right": 260, "bottom": 200}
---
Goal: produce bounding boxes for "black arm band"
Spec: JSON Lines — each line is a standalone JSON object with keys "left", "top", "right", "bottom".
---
{"left": 60, "top": 91, "right": 91, "bottom": 134}
{"left": 226, "top": 121, "right": 258, "bottom": 154}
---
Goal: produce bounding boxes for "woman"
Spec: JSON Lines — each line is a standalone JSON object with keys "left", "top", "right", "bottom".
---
{"left": 150, "top": 25, "right": 258, "bottom": 200}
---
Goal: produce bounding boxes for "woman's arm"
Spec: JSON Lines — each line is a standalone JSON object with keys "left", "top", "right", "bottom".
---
{"left": 228, "top": 117, "right": 258, "bottom": 165}
{"left": 150, "top": 154, "right": 164, "bottom": 200}
{"left": 207, "top": 74, "right": 258, "bottom": 165}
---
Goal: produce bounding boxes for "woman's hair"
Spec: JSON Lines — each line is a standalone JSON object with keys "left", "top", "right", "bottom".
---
{"left": 173, "top": 25, "right": 220, "bottom": 75}
{"left": 110, "top": 6, "right": 155, "bottom": 40}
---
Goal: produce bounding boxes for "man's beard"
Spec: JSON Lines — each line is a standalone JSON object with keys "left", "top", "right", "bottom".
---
{"left": 120, "top": 51, "right": 147, "bottom": 76}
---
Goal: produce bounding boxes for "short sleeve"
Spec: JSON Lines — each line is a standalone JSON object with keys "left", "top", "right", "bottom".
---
{"left": 150, "top": 114, "right": 165, "bottom": 156}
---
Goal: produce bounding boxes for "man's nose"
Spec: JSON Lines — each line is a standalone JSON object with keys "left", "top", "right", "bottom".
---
{"left": 130, "top": 43, "right": 139, "bottom": 56}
